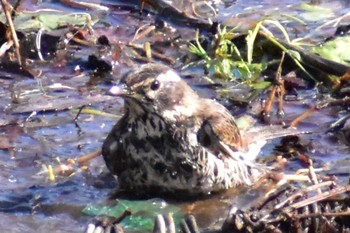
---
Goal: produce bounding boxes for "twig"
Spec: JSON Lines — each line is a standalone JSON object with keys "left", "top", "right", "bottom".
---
{"left": 333, "top": 69, "right": 350, "bottom": 92}
{"left": 144, "top": 42, "right": 152, "bottom": 59}
{"left": 47, "top": 150, "right": 101, "bottom": 178}
{"left": 75, "top": 150, "right": 102, "bottom": 164}
{"left": 262, "top": 83, "right": 277, "bottom": 122}
{"left": 288, "top": 106, "right": 316, "bottom": 127}
{"left": 65, "top": 31, "right": 95, "bottom": 47}
{"left": 0, "top": 40, "right": 13, "bottom": 57}
{"left": 274, "top": 181, "right": 336, "bottom": 209}
{"left": 294, "top": 210, "right": 350, "bottom": 219}
{"left": 73, "top": 105, "right": 86, "bottom": 121}
{"left": 276, "top": 52, "right": 285, "bottom": 116}
{"left": 252, "top": 184, "right": 292, "bottom": 211}
{"left": 262, "top": 53, "right": 286, "bottom": 122}
{"left": 308, "top": 159, "right": 321, "bottom": 194}
{"left": 132, "top": 24, "right": 156, "bottom": 41}
{"left": 112, "top": 209, "right": 132, "bottom": 225}
{"left": 317, "top": 96, "right": 350, "bottom": 109}
{"left": 1, "top": 0, "right": 22, "bottom": 66}
{"left": 289, "top": 96, "right": 350, "bottom": 127}
{"left": 128, "top": 42, "right": 175, "bottom": 64}
{"left": 60, "top": 0, "right": 109, "bottom": 11}
{"left": 291, "top": 185, "right": 350, "bottom": 209}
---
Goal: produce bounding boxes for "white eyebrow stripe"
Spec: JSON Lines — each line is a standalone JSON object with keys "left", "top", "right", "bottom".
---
{"left": 156, "top": 70, "right": 181, "bottom": 82}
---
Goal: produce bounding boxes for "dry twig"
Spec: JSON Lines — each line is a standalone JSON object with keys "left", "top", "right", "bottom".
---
{"left": 1, "top": 0, "right": 22, "bottom": 66}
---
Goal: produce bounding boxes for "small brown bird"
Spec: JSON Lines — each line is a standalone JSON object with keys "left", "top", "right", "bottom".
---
{"left": 102, "top": 64, "right": 263, "bottom": 196}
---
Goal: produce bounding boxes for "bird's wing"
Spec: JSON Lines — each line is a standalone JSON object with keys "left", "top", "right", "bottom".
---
{"left": 210, "top": 114, "right": 243, "bottom": 151}
{"left": 198, "top": 115, "right": 260, "bottom": 174}
{"left": 197, "top": 107, "right": 243, "bottom": 160}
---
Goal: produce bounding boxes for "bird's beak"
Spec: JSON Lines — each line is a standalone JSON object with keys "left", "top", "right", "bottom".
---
{"left": 107, "top": 84, "right": 132, "bottom": 97}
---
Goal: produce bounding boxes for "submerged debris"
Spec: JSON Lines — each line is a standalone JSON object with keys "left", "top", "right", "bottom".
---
{"left": 222, "top": 182, "right": 350, "bottom": 233}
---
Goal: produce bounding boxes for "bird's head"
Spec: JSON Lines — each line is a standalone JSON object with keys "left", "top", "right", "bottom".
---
{"left": 109, "top": 64, "right": 198, "bottom": 118}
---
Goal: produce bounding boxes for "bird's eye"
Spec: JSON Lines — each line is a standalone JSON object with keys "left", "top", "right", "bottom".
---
{"left": 150, "top": 80, "right": 160, "bottom": 91}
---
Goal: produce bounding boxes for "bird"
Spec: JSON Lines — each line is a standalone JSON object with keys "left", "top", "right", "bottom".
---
{"left": 102, "top": 63, "right": 264, "bottom": 196}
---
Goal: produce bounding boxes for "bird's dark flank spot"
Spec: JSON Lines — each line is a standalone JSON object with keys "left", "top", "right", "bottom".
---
{"left": 154, "top": 162, "right": 167, "bottom": 174}
{"left": 147, "top": 137, "right": 165, "bottom": 154}
{"left": 141, "top": 171, "right": 148, "bottom": 181}
{"left": 158, "top": 120, "right": 163, "bottom": 131}
{"left": 142, "top": 142, "right": 152, "bottom": 153}
{"left": 213, "top": 163, "right": 218, "bottom": 177}
{"left": 149, "top": 117, "right": 156, "bottom": 129}
{"left": 142, "top": 113, "right": 148, "bottom": 123}
{"left": 179, "top": 160, "right": 194, "bottom": 174}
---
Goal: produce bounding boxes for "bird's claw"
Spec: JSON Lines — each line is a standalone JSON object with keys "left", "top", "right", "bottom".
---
{"left": 153, "top": 214, "right": 200, "bottom": 233}
{"left": 84, "top": 215, "right": 124, "bottom": 233}
{"left": 180, "top": 215, "right": 200, "bottom": 233}
{"left": 85, "top": 214, "right": 200, "bottom": 233}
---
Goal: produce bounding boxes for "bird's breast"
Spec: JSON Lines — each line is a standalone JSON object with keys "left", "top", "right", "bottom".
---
{"left": 127, "top": 113, "right": 167, "bottom": 139}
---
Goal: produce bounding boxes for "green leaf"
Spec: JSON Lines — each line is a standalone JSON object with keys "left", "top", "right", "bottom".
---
{"left": 189, "top": 30, "right": 210, "bottom": 61}
{"left": 83, "top": 199, "right": 184, "bottom": 232}
{"left": 0, "top": 10, "right": 100, "bottom": 31}
{"left": 250, "top": 81, "right": 271, "bottom": 90}
{"left": 246, "top": 21, "right": 262, "bottom": 64}
{"left": 310, "top": 36, "right": 350, "bottom": 65}
{"left": 261, "top": 20, "right": 290, "bottom": 43}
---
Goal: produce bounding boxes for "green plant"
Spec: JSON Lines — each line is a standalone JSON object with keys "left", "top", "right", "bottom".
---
{"left": 187, "top": 17, "right": 313, "bottom": 88}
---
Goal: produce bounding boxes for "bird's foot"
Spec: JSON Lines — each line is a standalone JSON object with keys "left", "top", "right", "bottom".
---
{"left": 85, "top": 213, "right": 200, "bottom": 233}
{"left": 85, "top": 215, "right": 125, "bottom": 233}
